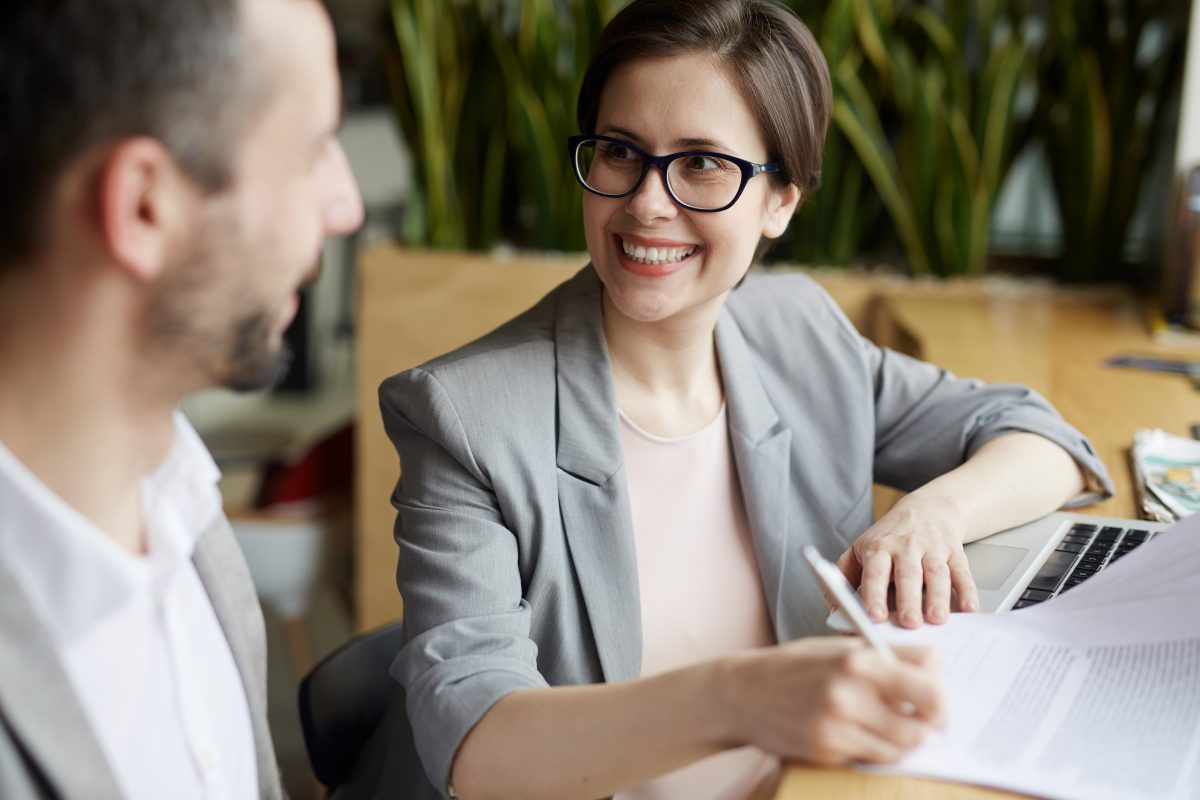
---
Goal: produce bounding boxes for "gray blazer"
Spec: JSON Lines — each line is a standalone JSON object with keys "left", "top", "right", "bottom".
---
{"left": 377, "top": 266, "right": 1111, "bottom": 797}
{"left": 0, "top": 515, "right": 283, "bottom": 800}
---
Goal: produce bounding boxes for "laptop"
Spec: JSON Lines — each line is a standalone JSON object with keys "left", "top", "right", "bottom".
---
{"left": 963, "top": 511, "right": 1169, "bottom": 611}
{"left": 827, "top": 511, "right": 1170, "bottom": 631}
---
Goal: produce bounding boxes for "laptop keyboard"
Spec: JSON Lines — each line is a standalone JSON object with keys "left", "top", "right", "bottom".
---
{"left": 1012, "top": 524, "right": 1154, "bottom": 609}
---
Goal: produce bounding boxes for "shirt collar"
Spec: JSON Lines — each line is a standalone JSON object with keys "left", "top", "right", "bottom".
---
{"left": 0, "top": 411, "right": 224, "bottom": 641}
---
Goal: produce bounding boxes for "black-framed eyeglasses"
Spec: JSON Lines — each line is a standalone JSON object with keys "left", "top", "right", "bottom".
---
{"left": 567, "top": 134, "right": 780, "bottom": 213}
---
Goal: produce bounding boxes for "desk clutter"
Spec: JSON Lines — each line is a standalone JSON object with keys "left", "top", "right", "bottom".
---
{"left": 1130, "top": 429, "right": 1200, "bottom": 522}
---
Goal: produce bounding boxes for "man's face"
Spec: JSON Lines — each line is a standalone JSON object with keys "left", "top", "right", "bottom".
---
{"left": 147, "top": 0, "right": 363, "bottom": 392}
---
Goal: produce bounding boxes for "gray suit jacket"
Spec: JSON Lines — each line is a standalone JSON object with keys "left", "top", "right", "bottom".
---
{"left": 0, "top": 515, "right": 283, "bottom": 800}
{"left": 376, "top": 266, "right": 1111, "bottom": 797}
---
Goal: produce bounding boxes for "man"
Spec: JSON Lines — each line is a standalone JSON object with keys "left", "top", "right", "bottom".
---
{"left": 0, "top": 0, "right": 363, "bottom": 797}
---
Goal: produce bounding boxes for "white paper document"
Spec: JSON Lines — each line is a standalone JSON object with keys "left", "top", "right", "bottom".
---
{"left": 865, "top": 511, "right": 1200, "bottom": 800}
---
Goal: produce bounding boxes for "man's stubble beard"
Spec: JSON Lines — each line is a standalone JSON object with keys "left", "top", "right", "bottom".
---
{"left": 222, "top": 308, "right": 293, "bottom": 392}
{"left": 144, "top": 213, "right": 310, "bottom": 393}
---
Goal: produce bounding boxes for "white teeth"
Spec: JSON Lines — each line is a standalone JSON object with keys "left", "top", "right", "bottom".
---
{"left": 619, "top": 237, "right": 697, "bottom": 265}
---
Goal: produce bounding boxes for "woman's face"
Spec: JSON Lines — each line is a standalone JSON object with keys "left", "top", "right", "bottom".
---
{"left": 582, "top": 51, "right": 801, "bottom": 327}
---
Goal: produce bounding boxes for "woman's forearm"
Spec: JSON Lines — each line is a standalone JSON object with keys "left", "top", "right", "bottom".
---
{"left": 910, "top": 432, "right": 1088, "bottom": 544}
{"left": 449, "top": 638, "right": 947, "bottom": 799}
{"left": 449, "top": 661, "right": 730, "bottom": 800}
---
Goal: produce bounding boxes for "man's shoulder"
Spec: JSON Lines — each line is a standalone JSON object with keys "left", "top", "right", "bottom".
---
{"left": 0, "top": 557, "right": 126, "bottom": 800}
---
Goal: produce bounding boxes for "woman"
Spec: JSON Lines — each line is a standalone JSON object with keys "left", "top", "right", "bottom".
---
{"left": 379, "top": 1, "right": 1111, "bottom": 798}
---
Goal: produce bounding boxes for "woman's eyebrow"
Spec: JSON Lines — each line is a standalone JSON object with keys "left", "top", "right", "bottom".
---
{"left": 675, "top": 136, "right": 730, "bottom": 151}
{"left": 598, "top": 126, "right": 734, "bottom": 153}
{"left": 598, "top": 125, "right": 643, "bottom": 142}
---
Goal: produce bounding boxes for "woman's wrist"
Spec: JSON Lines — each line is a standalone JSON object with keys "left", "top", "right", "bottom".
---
{"left": 909, "top": 433, "right": 1090, "bottom": 542}
{"left": 700, "top": 652, "right": 739, "bottom": 748}
{"left": 891, "top": 489, "right": 977, "bottom": 543}
{"left": 705, "top": 651, "right": 757, "bottom": 749}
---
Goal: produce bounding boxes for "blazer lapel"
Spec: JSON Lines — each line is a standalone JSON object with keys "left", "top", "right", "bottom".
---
{"left": 716, "top": 310, "right": 793, "bottom": 636}
{"left": 0, "top": 560, "right": 123, "bottom": 799}
{"left": 193, "top": 516, "right": 282, "bottom": 800}
{"left": 554, "top": 267, "right": 643, "bottom": 683}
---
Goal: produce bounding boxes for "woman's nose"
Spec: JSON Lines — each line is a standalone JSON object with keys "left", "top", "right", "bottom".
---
{"left": 624, "top": 167, "right": 677, "bottom": 224}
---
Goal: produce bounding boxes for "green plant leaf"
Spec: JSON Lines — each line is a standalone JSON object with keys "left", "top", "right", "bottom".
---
{"left": 910, "top": 5, "right": 967, "bottom": 112}
{"left": 854, "top": 0, "right": 893, "bottom": 86}
{"left": 978, "top": 41, "right": 1027, "bottom": 201}
{"left": 834, "top": 62, "right": 930, "bottom": 275}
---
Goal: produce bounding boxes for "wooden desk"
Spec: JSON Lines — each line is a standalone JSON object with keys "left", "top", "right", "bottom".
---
{"left": 877, "top": 283, "right": 1198, "bottom": 517}
{"left": 775, "top": 281, "right": 1199, "bottom": 800}
{"left": 775, "top": 767, "right": 1022, "bottom": 799}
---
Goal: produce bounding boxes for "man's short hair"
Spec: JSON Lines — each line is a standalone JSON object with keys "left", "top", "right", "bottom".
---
{"left": 0, "top": 0, "right": 261, "bottom": 269}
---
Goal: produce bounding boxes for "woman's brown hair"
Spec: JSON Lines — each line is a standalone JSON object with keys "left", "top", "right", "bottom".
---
{"left": 577, "top": 0, "right": 833, "bottom": 196}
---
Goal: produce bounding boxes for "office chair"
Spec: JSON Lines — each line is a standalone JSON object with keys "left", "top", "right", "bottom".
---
{"left": 298, "top": 621, "right": 405, "bottom": 792}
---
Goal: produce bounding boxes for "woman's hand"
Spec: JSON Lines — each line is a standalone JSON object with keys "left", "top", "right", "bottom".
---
{"left": 719, "top": 638, "right": 945, "bottom": 765}
{"left": 836, "top": 494, "right": 980, "bottom": 628}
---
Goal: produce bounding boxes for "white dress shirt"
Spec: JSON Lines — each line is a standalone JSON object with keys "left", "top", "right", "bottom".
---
{"left": 0, "top": 413, "right": 258, "bottom": 800}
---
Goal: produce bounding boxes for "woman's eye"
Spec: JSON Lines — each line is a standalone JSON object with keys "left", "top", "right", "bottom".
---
{"left": 603, "top": 144, "right": 636, "bottom": 161}
{"left": 686, "top": 156, "right": 720, "bottom": 171}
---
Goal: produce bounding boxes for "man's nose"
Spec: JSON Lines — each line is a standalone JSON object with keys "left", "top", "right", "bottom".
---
{"left": 324, "top": 140, "right": 365, "bottom": 236}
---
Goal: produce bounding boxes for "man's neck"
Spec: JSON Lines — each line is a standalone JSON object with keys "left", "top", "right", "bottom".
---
{"left": 0, "top": 278, "right": 180, "bottom": 553}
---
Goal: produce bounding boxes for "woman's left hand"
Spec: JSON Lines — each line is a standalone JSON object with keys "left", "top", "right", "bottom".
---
{"left": 835, "top": 494, "right": 980, "bottom": 629}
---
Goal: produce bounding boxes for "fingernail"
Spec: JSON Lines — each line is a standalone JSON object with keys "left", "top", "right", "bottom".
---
{"left": 903, "top": 610, "right": 920, "bottom": 626}
{"left": 869, "top": 605, "right": 885, "bottom": 620}
{"left": 931, "top": 606, "right": 946, "bottom": 621}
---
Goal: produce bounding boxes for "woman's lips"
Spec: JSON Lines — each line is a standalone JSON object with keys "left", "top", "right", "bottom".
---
{"left": 612, "top": 233, "right": 700, "bottom": 277}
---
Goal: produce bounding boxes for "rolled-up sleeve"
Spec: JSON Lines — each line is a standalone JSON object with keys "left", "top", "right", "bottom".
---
{"left": 380, "top": 367, "right": 549, "bottom": 795}
{"left": 858, "top": 325, "right": 1113, "bottom": 501}
{"left": 795, "top": 286, "right": 1113, "bottom": 501}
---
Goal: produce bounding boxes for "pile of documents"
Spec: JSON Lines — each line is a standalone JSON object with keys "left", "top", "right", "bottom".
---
{"left": 870, "top": 511, "right": 1200, "bottom": 800}
{"left": 1131, "top": 428, "right": 1200, "bottom": 522}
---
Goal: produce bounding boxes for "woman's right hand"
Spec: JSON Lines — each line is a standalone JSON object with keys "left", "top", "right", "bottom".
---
{"left": 716, "top": 637, "right": 946, "bottom": 765}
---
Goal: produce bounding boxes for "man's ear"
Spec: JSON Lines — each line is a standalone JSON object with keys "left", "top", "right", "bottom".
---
{"left": 761, "top": 182, "right": 802, "bottom": 240}
{"left": 98, "top": 138, "right": 193, "bottom": 282}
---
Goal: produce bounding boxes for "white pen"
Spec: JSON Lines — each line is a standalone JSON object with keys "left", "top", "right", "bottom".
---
{"left": 802, "top": 545, "right": 897, "bottom": 663}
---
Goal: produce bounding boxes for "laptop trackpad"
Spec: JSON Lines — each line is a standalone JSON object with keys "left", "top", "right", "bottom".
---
{"left": 965, "top": 544, "right": 1029, "bottom": 590}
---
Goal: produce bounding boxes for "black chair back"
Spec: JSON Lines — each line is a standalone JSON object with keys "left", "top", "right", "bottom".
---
{"left": 298, "top": 622, "right": 406, "bottom": 789}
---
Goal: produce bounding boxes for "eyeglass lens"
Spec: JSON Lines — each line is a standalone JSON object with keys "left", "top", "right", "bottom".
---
{"left": 574, "top": 138, "right": 743, "bottom": 210}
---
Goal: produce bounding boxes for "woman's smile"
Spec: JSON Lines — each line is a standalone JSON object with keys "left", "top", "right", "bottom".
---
{"left": 613, "top": 232, "right": 702, "bottom": 277}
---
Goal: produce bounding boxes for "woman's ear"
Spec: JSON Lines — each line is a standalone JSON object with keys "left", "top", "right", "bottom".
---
{"left": 761, "top": 182, "right": 802, "bottom": 240}
{"left": 99, "top": 138, "right": 194, "bottom": 283}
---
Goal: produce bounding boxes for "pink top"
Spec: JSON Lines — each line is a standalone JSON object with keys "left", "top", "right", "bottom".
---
{"left": 614, "top": 405, "right": 780, "bottom": 800}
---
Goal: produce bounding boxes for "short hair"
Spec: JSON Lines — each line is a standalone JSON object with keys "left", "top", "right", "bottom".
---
{"left": 577, "top": 0, "right": 832, "bottom": 195}
{"left": 0, "top": 0, "right": 260, "bottom": 269}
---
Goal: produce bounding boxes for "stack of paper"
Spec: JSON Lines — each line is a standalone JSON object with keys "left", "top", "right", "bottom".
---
{"left": 868, "top": 511, "right": 1200, "bottom": 800}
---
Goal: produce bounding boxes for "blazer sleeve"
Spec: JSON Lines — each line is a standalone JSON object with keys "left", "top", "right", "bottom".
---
{"left": 815, "top": 289, "right": 1113, "bottom": 499}
{"left": 379, "top": 367, "right": 550, "bottom": 796}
